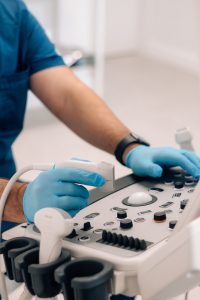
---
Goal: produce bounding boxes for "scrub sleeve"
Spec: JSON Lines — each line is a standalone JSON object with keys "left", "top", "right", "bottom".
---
{"left": 0, "top": 0, "right": 65, "bottom": 231}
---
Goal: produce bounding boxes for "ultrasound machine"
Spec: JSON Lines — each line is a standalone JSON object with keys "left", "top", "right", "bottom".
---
{"left": 1, "top": 128, "right": 200, "bottom": 300}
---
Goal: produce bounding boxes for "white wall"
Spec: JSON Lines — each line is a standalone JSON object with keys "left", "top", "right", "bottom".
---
{"left": 104, "top": 0, "right": 141, "bottom": 56}
{"left": 57, "top": 0, "right": 95, "bottom": 53}
{"left": 24, "top": 0, "right": 200, "bottom": 72}
{"left": 139, "top": 0, "right": 200, "bottom": 72}
{"left": 24, "top": 0, "right": 55, "bottom": 39}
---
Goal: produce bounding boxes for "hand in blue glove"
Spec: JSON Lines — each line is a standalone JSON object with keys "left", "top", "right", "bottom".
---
{"left": 125, "top": 146, "right": 200, "bottom": 178}
{"left": 23, "top": 168, "right": 105, "bottom": 223}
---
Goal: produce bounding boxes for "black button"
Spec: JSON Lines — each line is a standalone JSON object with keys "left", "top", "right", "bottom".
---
{"left": 117, "top": 234, "right": 123, "bottom": 246}
{"left": 82, "top": 222, "right": 92, "bottom": 231}
{"left": 169, "top": 220, "right": 177, "bottom": 229}
{"left": 117, "top": 211, "right": 127, "bottom": 219}
{"left": 140, "top": 240, "right": 147, "bottom": 250}
{"left": 107, "top": 232, "right": 112, "bottom": 243}
{"left": 102, "top": 230, "right": 107, "bottom": 241}
{"left": 111, "top": 233, "right": 118, "bottom": 244}
{"left": 135, "top": 238, "right": 141, "bottom": 250}
{"left": 122, "top": 235, "right": 129, "bottom": 247}
{"left": 129, "top": 237, "right": 135, "bottom": 249}
{"left": 120, "top": 219, "right": 133, "bottom": 229}
{"left": 174, "top": 181, "right": 184, "bottom": 189}
{"left": 66, "top": 229, "right": 77, "bottom": 239}
{"left": 154, "top": 211, "right": 167, "bottom": 222}
{"left": 180, "top": 199, "right": 189, "bottom": 210}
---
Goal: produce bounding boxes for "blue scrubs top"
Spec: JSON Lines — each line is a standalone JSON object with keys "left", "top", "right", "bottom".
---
{"left": 0, "top": 0, "right": 65, "bottom": 178}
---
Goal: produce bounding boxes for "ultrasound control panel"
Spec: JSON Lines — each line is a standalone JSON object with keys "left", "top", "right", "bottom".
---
{"left": 20, "top": 168, "right": 200, "bottom": 261}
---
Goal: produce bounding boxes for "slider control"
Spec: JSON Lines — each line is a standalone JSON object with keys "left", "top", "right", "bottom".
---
{"left": 82, "top": 222, "right": 92, "bottom": 231}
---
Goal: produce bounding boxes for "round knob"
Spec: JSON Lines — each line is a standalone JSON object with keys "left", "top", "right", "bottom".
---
{"left": 180, "top": 199, "right": 188, "bottom": 210}
{"left": 185, "top": 180, "right": 194, "bottom": 186}
{"left": 164, "top": 179, "right": 174, "bottom": 185}
{"left": 120, "top": 218, "right": 133, "bottom": 229}
{"left": 154, "top": 211, "right": 166, "bottom": 222}
{"left": 184, "top": 173, "right": 193, "bottom": 180}
{"left": 174, "top": 181, "right": 184, "bottom": 189}
{"left": 169, "top": 220, "right": 177, "bottom": 229}
{"left": 117, "top": 211, "right": 127, "bottom": 219}
{"left": 128, "top": 192, "right": 152, "bottom": 205}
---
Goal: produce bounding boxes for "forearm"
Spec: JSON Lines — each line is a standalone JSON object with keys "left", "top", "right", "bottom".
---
{"left": 31, "top": 67, "right": 131, "bottom": 154}
{"left": 0, "top": 179, "right": 27, "bottom": 223}
{"left": 60, "top": 78, "right": 131, "bottom": 154}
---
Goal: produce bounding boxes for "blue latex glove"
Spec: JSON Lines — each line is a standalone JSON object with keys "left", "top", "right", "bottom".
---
{"left": 125, "top": 146, "right": 200, "bottom": 178}
{"left": 23, "top": 168, "right": 105, "bottom": 223}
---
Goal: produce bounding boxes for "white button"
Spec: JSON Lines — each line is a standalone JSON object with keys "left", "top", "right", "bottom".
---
{"left": 79, "top": 236, "right": 90, "bottom": 242}
{"left": 128, "top": 192, "right": 152, "bottom": 205}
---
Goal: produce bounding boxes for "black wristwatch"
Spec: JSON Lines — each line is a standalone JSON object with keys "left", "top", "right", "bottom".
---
{"left": 114, "top": 132, "right": 150, "bottom": 165}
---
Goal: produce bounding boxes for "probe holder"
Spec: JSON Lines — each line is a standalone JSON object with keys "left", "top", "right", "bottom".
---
{"left": 55, "top": 257, "right": 113, "bottom": 300}
{"left": 0, "top": 237, "right": 38, "bottom": 282}
{"left": 15, "top": 247, "right": 71, "bottom": 297}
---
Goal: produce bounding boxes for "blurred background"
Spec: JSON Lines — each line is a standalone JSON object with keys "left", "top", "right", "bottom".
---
{"left": 10, "top": 2, "right": 200, "bottom": 298}
{"left": 13, "top": 0, "right": 200, "bottom": 180}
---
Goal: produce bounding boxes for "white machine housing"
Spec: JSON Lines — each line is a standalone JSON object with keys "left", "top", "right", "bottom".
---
{"left": 4, "top": 168, "right": 200, "bottom": 299}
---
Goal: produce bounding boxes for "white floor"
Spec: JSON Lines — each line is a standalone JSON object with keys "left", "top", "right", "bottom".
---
{"left": 11, "top": 54, "right": 200, "bottom": 299}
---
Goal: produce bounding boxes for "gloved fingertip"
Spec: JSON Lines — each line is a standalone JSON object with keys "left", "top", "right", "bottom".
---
{"left": 94, "top": 175, "right": 106, "bottom": 187}
{"left": 80, "top": 199, "right": 88, "bottom": 208}
{"left": 68, "top": 210, "right": 79, "bottom": 217}
{"left": 149, "top": 165, "right": 163, "bottom": 178}
{"left": 194, "top": 171, "right": 200, "bottom": 178}
{"left": 81, "top": 188, "right": 90, "bottom": 199}
{"left": 125, "top": 145, "right": 147, "bottom": 167}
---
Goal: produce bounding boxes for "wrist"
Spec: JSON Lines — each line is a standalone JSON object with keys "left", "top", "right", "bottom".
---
{"left": 114, "top": 132, "right": 150, "bottom": 165}
{"left": 122, "top": 144, "right": 142, "bottom": 165}
{"left": 2, "top": 180, "right": 27, "bottom": 223}
{"left": 124, "top": 145, "right": 148, "bottom": 167}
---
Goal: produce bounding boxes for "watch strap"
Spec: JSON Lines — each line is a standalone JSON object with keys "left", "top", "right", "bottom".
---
{"left": 114, "top": 133, "right": 150, "bottom": 165}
